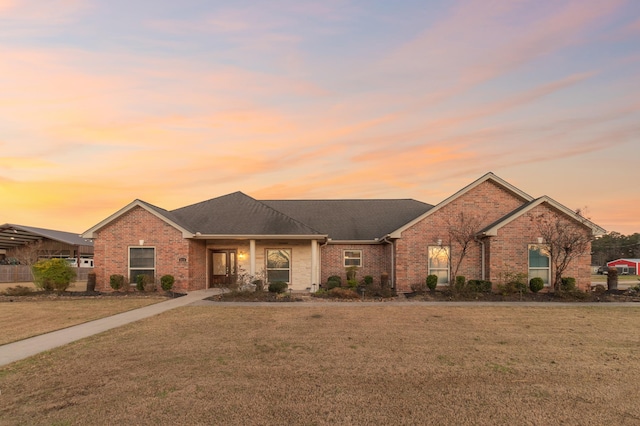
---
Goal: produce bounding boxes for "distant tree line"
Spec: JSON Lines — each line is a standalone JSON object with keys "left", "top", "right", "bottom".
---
{"left": 591, "top": 232, "right": 640, "bottom": 266}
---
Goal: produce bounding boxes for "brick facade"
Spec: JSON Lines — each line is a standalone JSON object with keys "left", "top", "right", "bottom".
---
{"left": 320, "top": 244, "right": 391, "bottom": 286}
{"left": 93, "top": 207, "right": 203, "bottom": 292}
{"left": 89, "top": 177, "right": 598, "bottom": 294}
{"left": 486, "top": 204, "right": 592, "bottom": 291}
{"left": 394, "top": 180, "right": 527, "bottom": 292}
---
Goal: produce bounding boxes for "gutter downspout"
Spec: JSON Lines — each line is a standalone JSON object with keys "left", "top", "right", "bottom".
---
{"left": 380, "top": 235, "right": 395, "bottom": 288}
{"left": 475, "top": 235, "right": 485, "bottom": 281}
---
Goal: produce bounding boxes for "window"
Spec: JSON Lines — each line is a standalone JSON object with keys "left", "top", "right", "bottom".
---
{"left": 428, "top": 246, "right": 450, "bottom": 284}
{"left": 343, "top": 250, "right": 362, "bottom": 267}
{"left": 528, "top": 244, "right": 550, "bottom": 286}
{"left": 129, "top": 247, "right": 155, "bottom": 283}
{"left": 266, "top": 249, "right": 291, "bottom": 283}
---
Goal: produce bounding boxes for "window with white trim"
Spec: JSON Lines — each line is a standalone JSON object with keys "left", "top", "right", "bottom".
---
{"left": 129, "top": 247, "right": 155, "bottom": 283}
{"left": 428, "top": 246, "right": 450, "bottom": 284}
{"left": 528, "top": 244, "right": 550, "bottom": 286}
{"left": 343, "top": 250, "right": 362, "bottom": 267}
{"left": 266, "top": 249, "right": 291, "bottom": 283}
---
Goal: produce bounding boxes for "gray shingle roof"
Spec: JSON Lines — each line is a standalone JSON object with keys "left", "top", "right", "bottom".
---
{"left": 262, "top": 199, "right": 433, "bottom": 240}
{"left": 170, "top": 192, "right": 324, "bottom": 236}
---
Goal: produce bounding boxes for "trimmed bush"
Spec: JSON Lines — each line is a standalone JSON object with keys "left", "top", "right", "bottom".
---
{"left": 160, "top": 275, "right": 175, "bottom": 291}
{"left": 268, "top": 281, "right": 288, "bottom": 293}
{"left": 327, "top": 275, "right": 342, "bottom": 286}
{"left": 110, "top": 274, "right": 125, "bottom": 291}
{"left": 561, "top": 277, "right": 576, "bottom": 292}
{"left": 529, "top": 277, "right": 544, "bottom": 293}
{"left": 454, "top": 276, "right": 466, "bottom": 291}
{"left": 467, "top": 280, "right": 493, "bottom": 293}
{"left": 32, "top": 258, "right": 76, "bottom": 292}
{"left": 363, "top": 275, "right": 374, "bottom": 285}
{"left": 136, "top": 274, "right": 151, "bottom": 292}
{"left": 347, "top": 279, "right": 358, "bottom": 289}
{"left": 426, "top": 275, "right": 438, "bottom": 291}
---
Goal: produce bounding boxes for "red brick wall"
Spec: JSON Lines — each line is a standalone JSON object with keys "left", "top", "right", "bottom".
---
{"left": 487, "top": 203, "right": 593, "bottom": 291}
{"left": 320, "top": 244, "right": 391, "bottom": 286}
{"left": 394, "top": 180, "right": 528, "bottom": 292}
{"left": 93, "top": 206, "right": 199, "bottom": 292}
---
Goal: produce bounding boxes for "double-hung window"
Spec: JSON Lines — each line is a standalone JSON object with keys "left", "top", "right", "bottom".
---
{"left": 428, "top": 246, "right": 450, "bottom": 284}
{"left": 343, "top": 250, "right": 362, "bottom": 267}
{"left": 266, "top": 249, "right": 291, "bottom": 283}
{"left": 129, "top": 247, "right": 155, "bottom": 283}
{"left": 528, "top": 244, "right": 550, "bottom": 286}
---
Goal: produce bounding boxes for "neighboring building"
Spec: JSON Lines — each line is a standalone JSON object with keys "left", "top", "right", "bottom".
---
{"left": 0, "top": 223, "right": 94, "bottom": 264}
{"left": 0, "top": 224, "right": 94, "bottom": 282}
{"left": 82, "top": 173, "right": 605, "bottom": 293}
{"left": 606, "top": 259, "right": 640, "bottom": 275}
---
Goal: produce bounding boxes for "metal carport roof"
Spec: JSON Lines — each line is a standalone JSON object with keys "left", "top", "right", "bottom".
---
{"left": 0, "top": 224, "right": 93, "bottom": 250}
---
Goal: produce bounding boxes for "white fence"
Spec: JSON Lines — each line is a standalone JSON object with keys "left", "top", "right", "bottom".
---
{"left": 0, "top": 266, "right": 93, "bottom": 283}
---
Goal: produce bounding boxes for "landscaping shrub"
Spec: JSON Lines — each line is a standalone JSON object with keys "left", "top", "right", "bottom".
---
{"left": 327, "top": 287, "right": 360, "bottom": 299}
{"left": 467, "top": 280, "right": 492, "bottom": 293}
{"left": 110, "top": 274, "right": 125, "bottom": 291}
{"left": 31, "top": 258, "right": 76, "bottom": 292}
{"left": 410, "top": 281, "right": 426, "bottom": 294}
{"left": 454, "top": 276, "right": 466, "bottom": 292}
{"left": 3, "top": 285, "right": 33, "bottom": 296}
{"left": 347, "top": 279, "right": 358, "bottom": 289}
{"left": 363, "top": 275, "right": 374, "bottom": 285}
{"left": 268, "top": 281, "right": 288, "bottom": 294}
{"left": 136, "top": 274, "right": 152, "bottom": 292}
{"left": 529, "top": 277, "right": 544, "bottom": 293}
{"left": 326, "top": 278, "right": 341, "bottom": 290}
{"left": 346, "top": 266, "right": 358, "bottom": 281}
{"left": 327, "top": 275, "right": 342, "bottom": 286}
{"left": 561, "top": 277, "right": 576, "bottom": 292}
{"left": 426, "top": 275, "right": 438, "bottom": 292}
{"left": 160, "top": 275, "right": 175, "bottom": 291}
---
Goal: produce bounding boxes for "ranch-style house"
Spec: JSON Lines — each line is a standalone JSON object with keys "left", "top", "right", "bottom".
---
{"left": 82, "top": 173, "right": 605, "bottom": 293}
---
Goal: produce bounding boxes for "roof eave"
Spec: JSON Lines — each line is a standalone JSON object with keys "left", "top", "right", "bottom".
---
{"left": 191, "top": 234, "right": 328, "bottom": 240}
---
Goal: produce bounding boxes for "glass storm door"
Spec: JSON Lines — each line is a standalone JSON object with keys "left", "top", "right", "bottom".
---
{"left": 211, "top": 250, "right": 237, "bottom": 287}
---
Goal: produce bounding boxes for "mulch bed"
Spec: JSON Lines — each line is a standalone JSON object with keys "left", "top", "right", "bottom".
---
{"left": 0, "top": 290, "right": 186, "bottom": 302}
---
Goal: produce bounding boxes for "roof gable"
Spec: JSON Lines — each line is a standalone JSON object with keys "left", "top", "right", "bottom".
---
{"left": 170, "top": 192, "right": 324, "bottom": 237}
{"left": 479, "top": 196, "right": 606, "bottom": 236}
{"left": 82, "top": 200, "right": 194, "bottom": 239}
{"left": 389, "top": 172, "right": 533, "bottom": 238}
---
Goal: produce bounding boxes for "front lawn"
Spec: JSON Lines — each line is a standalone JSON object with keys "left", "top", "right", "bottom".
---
{"left": 0, "top": 297, "right": 165, "bottom": 345}
{"left": 1, "top": 305, "right": 639, "bottom": 424}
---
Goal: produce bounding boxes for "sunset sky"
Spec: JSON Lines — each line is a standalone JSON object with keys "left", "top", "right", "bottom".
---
{"left": 1, "top": 0, "right": 639, "bottom": 235}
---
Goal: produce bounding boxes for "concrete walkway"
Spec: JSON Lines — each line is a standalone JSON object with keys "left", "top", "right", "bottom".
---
{"left": 0, "top": 289, "right": 222, "bottom": 367}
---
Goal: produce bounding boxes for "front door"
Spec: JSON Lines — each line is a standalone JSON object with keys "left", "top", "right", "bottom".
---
{"left": 210, "top": 250, "right": 237, "bottom": 287}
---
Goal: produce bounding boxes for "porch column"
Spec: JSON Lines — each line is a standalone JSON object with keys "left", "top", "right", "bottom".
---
{"left": 249, "top": 239, "right": 256, "bottom": 276}
{"left": 311, "top": 240, "right": 319, "bottom": 291}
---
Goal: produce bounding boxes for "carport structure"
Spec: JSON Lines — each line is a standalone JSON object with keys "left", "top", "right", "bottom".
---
{"left": 0, "top": 223, "right": 93, "bottom": 259}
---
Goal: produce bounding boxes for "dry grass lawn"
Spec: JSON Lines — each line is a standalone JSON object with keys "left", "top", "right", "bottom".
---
{"left": 1, "top": 305, "right": 640, "bottom": 425}
{"left": 0, "top": 298, "right": 165, "bottom": 345}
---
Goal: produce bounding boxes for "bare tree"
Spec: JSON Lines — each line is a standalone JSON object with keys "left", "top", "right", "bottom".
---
{"left": 535, "top": 212, "right": 593, "bottom": 292}
{"left": 10, "top": 240, "right": 46, "bottom": 266}
{"left": 439, "top": 211, "right": 484, "bottom": 289}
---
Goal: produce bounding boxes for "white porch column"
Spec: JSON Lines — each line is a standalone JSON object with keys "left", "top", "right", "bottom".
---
{"left": 249, "top": 239, "right": 256, "bottom": 276}
{"left": 311, "top": 240, "right": 319, "bottom": 291}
